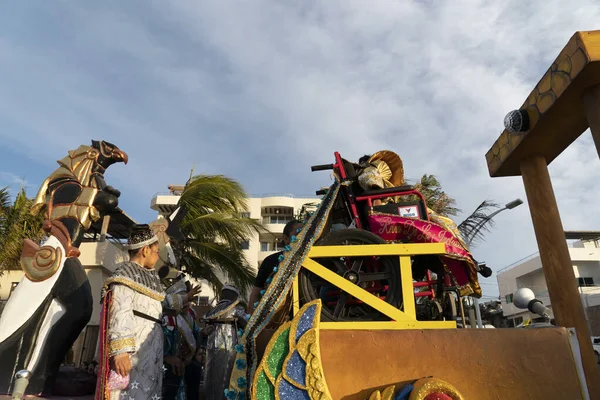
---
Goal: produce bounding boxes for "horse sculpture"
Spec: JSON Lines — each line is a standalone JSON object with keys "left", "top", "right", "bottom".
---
{"left": 0, "top": 140, "right": 128, "bottom": 396}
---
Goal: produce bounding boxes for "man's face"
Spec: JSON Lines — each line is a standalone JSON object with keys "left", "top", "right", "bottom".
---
{"left": 143, "top": 243, "right": 160, "bottom": 268}
{"left": 283, "top": 223, "right": 303, "bottom": 245}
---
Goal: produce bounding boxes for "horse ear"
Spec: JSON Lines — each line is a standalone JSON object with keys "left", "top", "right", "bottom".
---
{"left": 91, "top": 140, "right": 100, "bottom": 149}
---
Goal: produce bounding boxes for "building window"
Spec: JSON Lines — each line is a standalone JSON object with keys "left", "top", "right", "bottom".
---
{"left": 260, "top": 241, "right": 284, "bottom": 252}
{"left": 505, "top": 293, "right": 513, "bottom": 304}
{"left": 262, "top": 216, "right": 292, "bottom": 225}
{"left": 241, "top": 240, "right": 250, "bottom": 250}
{"left": 577, "top": 277, "right": 594, "bottom": 287}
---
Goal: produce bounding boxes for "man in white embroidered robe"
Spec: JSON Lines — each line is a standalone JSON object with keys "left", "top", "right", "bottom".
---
{"left": 96, "top": 225, "right": 166, "bottom": 400}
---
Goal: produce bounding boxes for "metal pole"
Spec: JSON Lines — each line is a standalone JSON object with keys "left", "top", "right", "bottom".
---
{"left": 473, "top": 297, "right": 484, "bottom": 328}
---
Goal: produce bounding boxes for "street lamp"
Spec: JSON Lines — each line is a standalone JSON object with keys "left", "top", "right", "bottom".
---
{"left": 468, "top": 198, "right": 523, "bottom": 328}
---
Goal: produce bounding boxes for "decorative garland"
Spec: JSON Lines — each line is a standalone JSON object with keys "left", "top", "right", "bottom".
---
{"left": 226, "top": 179, "right": 341, "bottom": 399}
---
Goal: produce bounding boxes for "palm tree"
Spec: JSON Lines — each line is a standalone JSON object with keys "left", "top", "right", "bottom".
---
{"left": 0, "top": 186, "right": 45, "bottom": 274}
{"left": 176, "top": 175, "right": 267, "bottom": 297}
{"left": 457, "top": 200, "right": 501, "bottom": 248}
{"left": 408, "top": 174, "right": 502, "bottom": 249}
{"left": 413, "top": 174, "right": 460, "bottom": 217}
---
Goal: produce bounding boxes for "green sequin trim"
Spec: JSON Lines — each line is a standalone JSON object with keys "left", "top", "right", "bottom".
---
{"left": 266, "top": 327, "right": 290, "bottom": 380}
{"left": 255, "top": 370, "right": 275, "bottom": 400}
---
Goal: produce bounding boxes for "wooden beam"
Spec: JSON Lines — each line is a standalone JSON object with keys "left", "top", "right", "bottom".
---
{"left": 520, "top": 154, "right": 599, "bottom": 397}
{"left": 486, "top": 30, "right": 600, "bottom": 177}
{"left": 583, "top": 84, "right": 600, "bottom": 159}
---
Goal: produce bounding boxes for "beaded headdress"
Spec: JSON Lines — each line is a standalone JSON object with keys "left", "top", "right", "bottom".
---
{"left": 125, "top": 224, "right": 158, "bottom": 250}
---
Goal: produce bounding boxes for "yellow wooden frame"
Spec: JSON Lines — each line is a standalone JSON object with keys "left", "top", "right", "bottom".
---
{"left": 291, "top": 243, "right": 457, "bottom": 330}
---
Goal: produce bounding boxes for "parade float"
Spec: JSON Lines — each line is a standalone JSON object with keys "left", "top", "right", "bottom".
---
{"left": 0, "top": 140, "right": 187, "bottom": 398}
{"left": 0, "top": 140, "right": 128, "bottom": 396}
{"left": 228, "top": 30, "right": 600, "bottom": 400}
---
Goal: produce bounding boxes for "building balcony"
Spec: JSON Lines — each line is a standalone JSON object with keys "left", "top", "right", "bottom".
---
{"left": 151, "top": 193, "right": 180, "bottom": 214}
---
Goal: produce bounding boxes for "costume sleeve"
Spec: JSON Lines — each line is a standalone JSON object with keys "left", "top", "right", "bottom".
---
{"left": 233, "top": 305, "right": 248, "bottom": 329}
{"left": 162, "top": 293, "right": 185, "bottom": 311}
{"left": 163, "top": 323, "right": 177, "bottom": 356}
{"left": 107, "top": 284, "right": 137, "bottom": 357}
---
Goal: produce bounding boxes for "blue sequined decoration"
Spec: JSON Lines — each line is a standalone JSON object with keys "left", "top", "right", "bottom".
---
{"left": 273, "top": 267, "right": 278, "bottom": 272}
{"left": 277, "top": 379, "right": 310, "bottom": 399}
{"left": 284, "top": 245, "right": 292, "bottom": 251}
{"left": 285, "top": 350, "right": 307, "bottom": 387}
{"left": 237, "top": 377, "right": 247, "bottom": 388}
{"left": 260, "top": 289, "right": 266, "bottom": 295}
{"left": 290, "top": 235, "right": 298, "bottom": 243}
{"left": 278, "top": 254, "right": 285, "bottom": 262}
{"left": 266, "top": 277, "right": 272, "bottom": 284}
{"left": 236, "top": 359, "right": 246, "bottom": 369}
{"left": 238, "top": 329, "right": 244, "bottom": 337}
{"left": 254, "top": 302, "right": 259, "bottom": 307}
{"left": 235, "top": 344, "right": 244, "bottom": 353}
{"left": 295, "top": 304, "right": 316, "bottom": 343}
{"left": 394, "top": 383, "right": 414, "bottom": 400}
{"left": 225, "top": 388, "right": 236, "bottom": 399}
{"left": 237, "top": 391, "right": 246, "bottom": 400}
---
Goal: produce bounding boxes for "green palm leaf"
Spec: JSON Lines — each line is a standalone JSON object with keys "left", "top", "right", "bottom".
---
{"left": 176, "top": 175, "right": 268, "bottom": 298}
{"left": 457, "top": 200, "right": 500, "bottom": 248}
{"left": 0, "top": 187, "right": 45, "bottom": 274}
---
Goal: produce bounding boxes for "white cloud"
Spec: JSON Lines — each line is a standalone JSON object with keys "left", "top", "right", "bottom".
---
{"left": 1, "top": 0, "right": 599, "bottom": 297}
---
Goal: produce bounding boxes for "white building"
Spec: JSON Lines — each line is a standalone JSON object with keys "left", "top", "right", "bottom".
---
{"left": 151, "top": 185, "right": 320, "bottom": 301}
{"left": 497, "top": 231, "right": 600, "bottom": 333}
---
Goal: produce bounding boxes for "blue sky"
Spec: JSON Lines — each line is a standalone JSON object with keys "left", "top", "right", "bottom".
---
{"left": 1, "top": 1, "right": 600, "bottom": 299}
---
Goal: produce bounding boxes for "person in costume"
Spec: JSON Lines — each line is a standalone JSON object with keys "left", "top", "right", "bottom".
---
{"left": 203, "top": 285, "right": 247, "bottom": 400}
{"left": 95, "top": 224, "right": 165, "bottom": 400}
{"left": 162, "top": 274, "right": 206, "bottom": 400}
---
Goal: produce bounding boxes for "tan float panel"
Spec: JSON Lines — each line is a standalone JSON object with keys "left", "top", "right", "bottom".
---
{"left": 319, "top": 328, "right": 584, "bottom": 399}
{"left": 486, "top": 30, "right": 600, "bottom": 177}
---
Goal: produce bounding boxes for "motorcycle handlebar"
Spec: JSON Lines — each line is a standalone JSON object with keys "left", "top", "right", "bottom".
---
{"left": 311, "top": 164, "right": 334, "bottom": 172}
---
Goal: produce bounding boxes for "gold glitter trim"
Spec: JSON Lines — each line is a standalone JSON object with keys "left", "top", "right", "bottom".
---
{"left": 255, "top": 315, "right": 290, "bottom": 386}
{"left": 108, "top": 337, "right": 135, "bottom": 355}
{"left": 409, "top": 377, "right": 465, "bottom": 400}
{"left": 251, "top": 300, "right": 333, "bottom": 400}
{"left": 103, "top": 277, "right": 165, "bottom": 301}
{"left": 368, "top": 385, "right": 396, "bottom": 400}
{"left": 207, "top": 300, "right": 240, "bottom": 320}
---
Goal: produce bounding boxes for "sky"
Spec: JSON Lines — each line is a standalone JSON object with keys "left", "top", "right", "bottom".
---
{"left": 1, "top": 1, "right": 600, "bottom": 299}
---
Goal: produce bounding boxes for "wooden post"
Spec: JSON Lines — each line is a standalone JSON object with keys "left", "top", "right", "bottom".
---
{"left": 521, "top": 154, "right": 599, "bottom": 397}
{"left": 583, "top": 84, "right": 600, "bottom": 159}
{"left": 99, "top": 215, "right": 110, "bottom": 242}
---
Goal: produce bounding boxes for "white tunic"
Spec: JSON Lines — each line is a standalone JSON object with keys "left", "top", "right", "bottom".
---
{"left": 105, "top": 271, "right": 164, "bottom": 400}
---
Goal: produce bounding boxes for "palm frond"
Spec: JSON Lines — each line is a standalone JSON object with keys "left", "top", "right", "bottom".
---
{"left": 411, "top": 174, "right": 460, "bottom": 217}
{"left": 175, "top": 174, "right": 264, "bottom": 299}
{"left": 0, "top": 187, "right": 44, "bottom": 273}
{"left": 184, "top": 241, "right": 256, "bottom": 297}
{"left": 457, "top": 200, "right": 500, "bottom": 247}
{"left": 0, "top": 187, "right": 11, "bottom": 213}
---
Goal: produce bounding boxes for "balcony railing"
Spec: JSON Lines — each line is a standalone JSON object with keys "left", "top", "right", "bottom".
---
{"left": 497, "top": 251, "right": 540, "bottom": 274}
